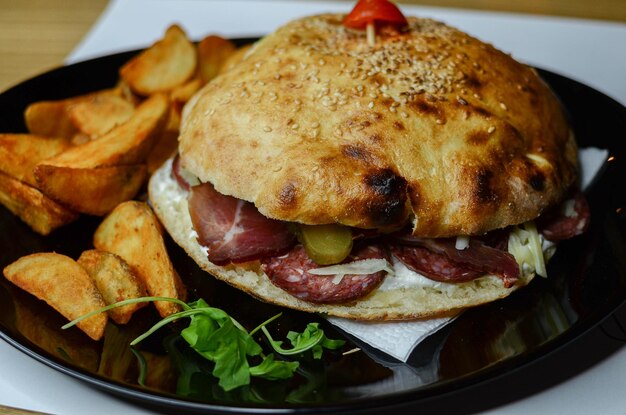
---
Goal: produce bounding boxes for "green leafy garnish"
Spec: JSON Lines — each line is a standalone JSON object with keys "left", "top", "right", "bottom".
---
{"left": 63, "top": 296, "right": 344, "bottom": 392}
{"left": 261, "top": 322, "right": 345, "bottom": 359}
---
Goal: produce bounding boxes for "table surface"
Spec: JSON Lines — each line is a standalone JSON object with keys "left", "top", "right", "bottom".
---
{"left": 1, "top": 1, "right": 626, "bottom": 414}
{"left": 1, "top": 0, "right": 626, "bottom": 92}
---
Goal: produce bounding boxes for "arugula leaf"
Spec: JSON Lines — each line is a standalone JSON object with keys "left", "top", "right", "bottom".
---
{"left": 249, "top": 354, "right": 299, "bottom": 380}
{"left": 262, "top": 322, "right": 345, "bottom": 358}
{"left": 64, "top": 296, "right": 343, "bottom": 392}
{"left": 180, "top": 299, "right": 263, "bottom": 391}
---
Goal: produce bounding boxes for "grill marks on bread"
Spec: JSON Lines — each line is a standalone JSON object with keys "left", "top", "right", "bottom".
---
{"left": 179, "top": 14, "right": 577, "bottom": 237}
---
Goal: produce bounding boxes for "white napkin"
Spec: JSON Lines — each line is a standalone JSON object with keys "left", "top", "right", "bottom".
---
{"left": 328, "top": 147, "right": 609, "bottom": 362}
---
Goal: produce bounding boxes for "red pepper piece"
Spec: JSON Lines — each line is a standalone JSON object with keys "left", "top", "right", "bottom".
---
{"left": 344, "top": 0, "right": 408, "bottom": 30}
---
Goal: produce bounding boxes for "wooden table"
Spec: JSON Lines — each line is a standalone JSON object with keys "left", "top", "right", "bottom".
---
{"left": 0, "top": 0, "right": 625, "bottom": 92}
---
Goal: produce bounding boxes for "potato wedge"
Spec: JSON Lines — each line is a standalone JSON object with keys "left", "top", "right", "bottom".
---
{"left": 0, "top": 133, "right": 72, "bottom": 187}
{"left": 68, "top": 94, "right": 135, "bottom": 139}
{"left": 147, "top": 129, "right": 178, "bottom": 174}
{"left": 120, "top": 25, "right": 197, "bottom": 95}
{"left": 93, "top": 201, "right": 186, "bottom": 317}
{"left": 220, "top": 44, "right": 252, "bottom": 74}
{"left": 197, "top": 35, "right": 237, "bottom": 83}
{"left": 24, "top": 88, "right": 122, "bottom": 138}
{"left": 0, "top": 171, "right": 78, "bottom": 235}
{"left": 3, "top": 253, "right": 107, "bottom": 340}
{"left": 34, "top": 164, "right": 147, "bottom": 216}
{"left": 39, "top": 93, "right": 168, "bottom": 169}
{"left": 77, "top": 249, "right": 147, "bottom": 324}
{"left": 170, "top": 77, "right": 202, "bottom": 104}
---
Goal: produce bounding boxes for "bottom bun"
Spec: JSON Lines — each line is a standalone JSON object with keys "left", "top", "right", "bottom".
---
{"left": 148, "top": 158, "right": 534, "bottom": 321}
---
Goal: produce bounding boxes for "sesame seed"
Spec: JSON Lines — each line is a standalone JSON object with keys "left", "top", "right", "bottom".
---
{"left": 291, "top": 123, "right": 300, "bottom": 130}
{"left": 368, "top": 101, "right": 374, "bottom": 109}
{"left": 263, "top": 126, "right": 272, "bottom": 132}
{"left": 488, "top": 126, "right": 496, "bottom": 134}
{"left": 436, "top": 118, "right": 444, "bottom": 124}
{"left": 311, "top": 122, "right": 320, "bottom": 128}
{"left": 389, "top": 106, "right": 397, "bottom": 113}
{"left": 401, "top": 112, "right": 409, "bottom": 118}
{"left": 500, "top": 102, "right": 508, "bottom": 111}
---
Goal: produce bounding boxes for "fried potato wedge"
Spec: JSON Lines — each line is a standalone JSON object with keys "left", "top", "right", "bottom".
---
{"left": 24, "top": 88, "right": 122, "bottom": 138}
{"left": 34, "top": 164, "right": 147, "bottom": 216}
{"left": 147, "top": 129, "right": 178, "bottom": 174}
{"left": 197, "top": 35, "right": 237, "bottom": 83}
{"left": 170, "top": 77, "right": 203, "bottom": 104}
{"left": 220, "top": 44, "right": 252, "bottom": 74}
{"left": 3, "top": 253, "right": 107, "bottom": 340}
{"left": 93, "top": 201, "right": 186, "bottom": 317}
{"left": 68, "top": 95, "right": 135, "bottom": 139}
{"left": 0, "top": 171, "right": 78, "bottom": 235}
{"left": 77, "top": 249, "right": 147, "bottom": 324}
{"left": 120, "top": 25, "right": 197, "bottom": 95}
{"left": 0, "top": 134, "right": 72, "bottom": 187}
{"left": 39, "top": 94, "right": 168, "bottom": 169}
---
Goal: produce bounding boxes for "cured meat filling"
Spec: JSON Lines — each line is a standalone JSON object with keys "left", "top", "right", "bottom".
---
{"left": 174, "top": 159, "right": 589, "bottom": 304}
{"left": 261, "top": 244, "right": 388, "bottom": 303}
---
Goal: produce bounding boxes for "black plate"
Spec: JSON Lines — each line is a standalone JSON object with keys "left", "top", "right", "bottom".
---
{"left": 0, "top": 46, "right": 625, "bottom": 414}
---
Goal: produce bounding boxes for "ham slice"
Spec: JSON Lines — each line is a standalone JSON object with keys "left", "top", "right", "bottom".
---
{"left": 188, "top": 182, "right": 295, "bottom": 265}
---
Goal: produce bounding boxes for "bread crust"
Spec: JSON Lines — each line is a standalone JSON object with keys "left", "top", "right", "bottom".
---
{"left": 149, "top": 159, "right": 533, "bottom": 320}
{"left": 179, "top": 14, "right": 578, "bottom": 237}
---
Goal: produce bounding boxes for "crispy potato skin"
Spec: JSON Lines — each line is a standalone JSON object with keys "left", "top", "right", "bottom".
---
{"left": 120, "top": 25, "right": 197, "bottom": 95}
{"left": 3, "top": 253, "right": 107, "bottom": 340}
{"left": 0, "top": 171, "right": 78, "bottom": 235}
{"left": 93, "top": 201, "right": 187, "bottom": 317}
{"left": 77, "top": 249, "right": 147, "bottom": 324}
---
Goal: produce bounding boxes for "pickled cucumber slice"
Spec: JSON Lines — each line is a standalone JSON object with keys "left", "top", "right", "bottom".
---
{"left": 298, "top": 224, "right": 353, "bottom": 265}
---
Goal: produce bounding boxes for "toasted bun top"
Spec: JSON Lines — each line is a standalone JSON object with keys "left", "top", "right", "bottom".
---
{"left": 179, "top": 14, "right": 578, "bottom": 237}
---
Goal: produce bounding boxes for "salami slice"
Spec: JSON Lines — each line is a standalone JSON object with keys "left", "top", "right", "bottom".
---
{"left": 537, "top": 191, "right": 590, "bottom": 241}
{"left": 390, "top": 237, "right": 520, "bottom": 287}
{"left": 391, "top": 244, "right": 483, "bottom": 283}
{"left": 261, "top": 244, "right": 389, "bottom": 304}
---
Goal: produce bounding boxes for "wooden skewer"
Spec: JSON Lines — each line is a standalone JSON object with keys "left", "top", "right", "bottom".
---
{"left": 366, "top": 21, "right": 376, "bottom": 46}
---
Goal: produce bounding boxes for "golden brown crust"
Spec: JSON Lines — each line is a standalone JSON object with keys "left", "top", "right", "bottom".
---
{"left": 180, "top": 14, "right": 577, "bottom": 237}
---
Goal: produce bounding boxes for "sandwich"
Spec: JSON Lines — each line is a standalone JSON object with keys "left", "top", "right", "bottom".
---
{"left": 148, "top": 11, "right": 589, "bottom": 320}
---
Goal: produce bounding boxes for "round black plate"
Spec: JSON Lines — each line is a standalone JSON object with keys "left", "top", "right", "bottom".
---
{"left": 0, "top": 47, "right": 625, "bottom": 414}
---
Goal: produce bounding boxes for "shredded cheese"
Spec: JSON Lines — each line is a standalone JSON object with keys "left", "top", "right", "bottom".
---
{"left": 455, "top": 236, "right": 470, "bottom": 250}
{"left": 309, "top": 259, "right": 394, "bottom": 284}
{"left": 508, "top": 221, "right": 548, "bottom": 278}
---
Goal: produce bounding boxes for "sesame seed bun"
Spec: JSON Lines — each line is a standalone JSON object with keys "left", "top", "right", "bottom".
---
{"left": 179, "top": 14, "right": 578, "bottom": 237}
